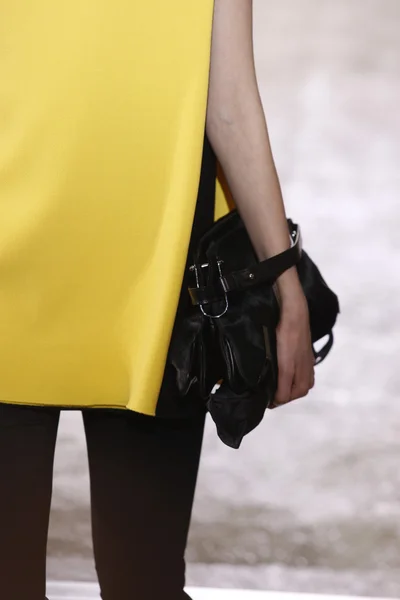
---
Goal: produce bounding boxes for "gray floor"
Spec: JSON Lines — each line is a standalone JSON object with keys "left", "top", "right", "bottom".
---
{"left": 48, "top": 582, "right": 362, "bottom": 600}
{"left": 48, "top": 1, "right": 400, "bottom": 596}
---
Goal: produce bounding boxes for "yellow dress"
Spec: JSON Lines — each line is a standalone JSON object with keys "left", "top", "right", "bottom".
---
{"left": 0, "top": 0, "right": 231, "bottom": 413}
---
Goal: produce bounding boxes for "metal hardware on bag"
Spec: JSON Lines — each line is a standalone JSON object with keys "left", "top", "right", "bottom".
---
{"left": 190, "top": 259, "right": 228, "bottom": 319}
{"left": 189, "top": 259, "right": 224, "bottom": 272}
{"left": 290, "top": 226, "right": 299, "bottom": 244}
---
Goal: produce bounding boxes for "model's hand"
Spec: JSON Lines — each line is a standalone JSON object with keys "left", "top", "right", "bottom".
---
{"left": 272, "top": 278, "right": 315, "bottom": 408}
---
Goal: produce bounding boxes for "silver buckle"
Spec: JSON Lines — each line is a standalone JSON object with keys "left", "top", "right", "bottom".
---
{"left": 189, "top": 260, "right": 228, "bottom": 319}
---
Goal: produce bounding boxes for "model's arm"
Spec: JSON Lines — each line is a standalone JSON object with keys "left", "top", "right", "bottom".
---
{"left": 206, "top": 0, "right": 314, "bottom": 406}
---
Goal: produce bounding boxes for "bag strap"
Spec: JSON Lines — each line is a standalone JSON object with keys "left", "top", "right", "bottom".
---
{"left": 189, "top": 224, "right": 302, "bottom": 306}
{"left": 221, "top": 224, "right": 302, "bottom": 293}
{"left": 313, "top": 331, "right": 334, "bottom": 364}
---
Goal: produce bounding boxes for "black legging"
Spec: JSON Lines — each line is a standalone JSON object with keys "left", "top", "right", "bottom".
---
{"left": 0, "top": 402, "right": 205, "bottom": 600}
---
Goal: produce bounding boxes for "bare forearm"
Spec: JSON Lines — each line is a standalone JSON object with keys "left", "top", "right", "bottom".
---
{"left": 206, "top": 0, "right": 301, "bottom": 299}
{"left": 206, "top": 94, "right": 289, "bottom": 260}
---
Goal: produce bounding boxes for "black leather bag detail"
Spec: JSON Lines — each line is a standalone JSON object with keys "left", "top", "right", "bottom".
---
{"left": 168, "top": 209, "right": 339, "bottom": 449}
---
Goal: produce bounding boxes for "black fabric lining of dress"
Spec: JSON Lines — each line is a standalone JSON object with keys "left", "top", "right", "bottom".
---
{"left": 155, "top": 134, "right": 217, "bottom": 418}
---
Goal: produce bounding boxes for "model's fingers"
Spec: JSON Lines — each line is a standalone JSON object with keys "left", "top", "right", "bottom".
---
{"left": 289, "top": 363, "right": 314, "bottom": 402}
{"left": 273, "top": 363, "right": 294, "bottom": 407}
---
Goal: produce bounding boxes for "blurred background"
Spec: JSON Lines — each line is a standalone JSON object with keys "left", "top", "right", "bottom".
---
{"left": 47, "top": 0, "right": 400, "bottom": 596}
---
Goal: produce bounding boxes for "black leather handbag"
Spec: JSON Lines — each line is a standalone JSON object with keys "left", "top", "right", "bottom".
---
{"left": 168, "top": 209, "right": 339, "bottom": 449}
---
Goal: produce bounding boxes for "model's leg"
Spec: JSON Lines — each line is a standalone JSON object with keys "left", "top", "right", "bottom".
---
{"left": 83, "top": 409, "right": 205, "bottom": 600}
{"left": 0, "top": 403, "right": 60, "bottom": 600}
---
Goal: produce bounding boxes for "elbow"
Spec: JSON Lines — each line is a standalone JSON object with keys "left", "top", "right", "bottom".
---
{"left": 206, "top": 98, "right": 242, "bottom": 150}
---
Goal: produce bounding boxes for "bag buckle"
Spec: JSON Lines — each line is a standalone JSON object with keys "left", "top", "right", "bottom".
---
{"left": 189, "top": 260, "right": 229, "bottom": 319}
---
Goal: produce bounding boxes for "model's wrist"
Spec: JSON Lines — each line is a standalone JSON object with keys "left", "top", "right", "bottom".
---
{"left": 275, "top": 267, "right": 303, "bottom": 304}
